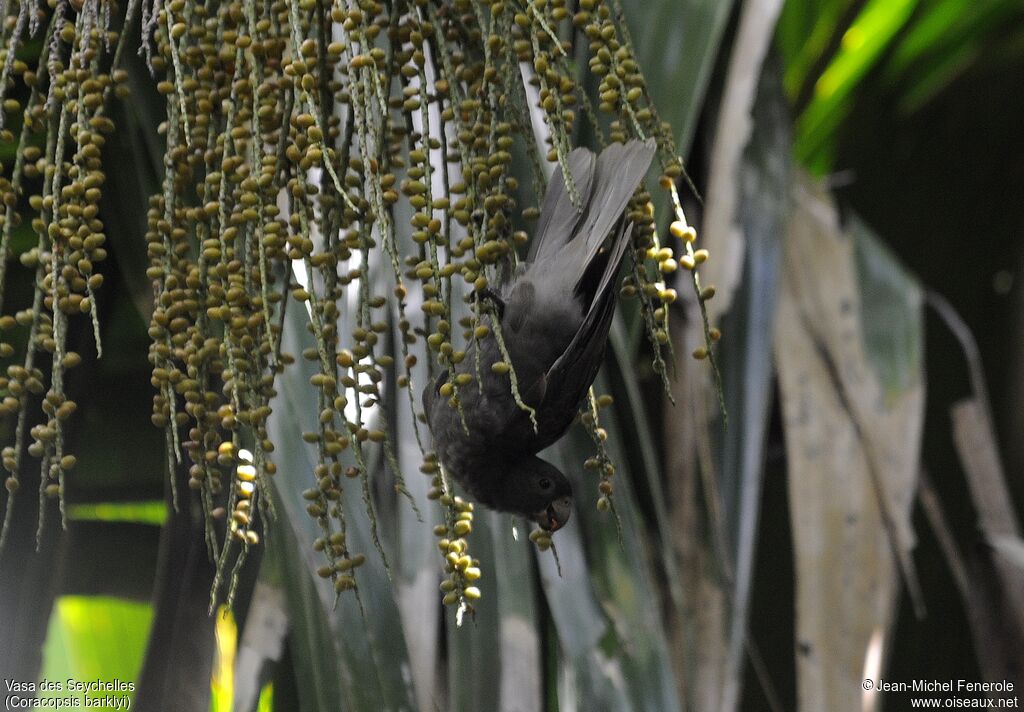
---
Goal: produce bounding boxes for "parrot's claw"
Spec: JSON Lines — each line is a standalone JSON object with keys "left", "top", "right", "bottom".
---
{"left": 477, "top": 287, "right": 506, "bottom": 319}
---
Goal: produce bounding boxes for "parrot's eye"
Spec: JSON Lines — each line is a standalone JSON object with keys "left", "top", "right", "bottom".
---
{"left": 538, "top": 477, "right": 552, "bottom": 490}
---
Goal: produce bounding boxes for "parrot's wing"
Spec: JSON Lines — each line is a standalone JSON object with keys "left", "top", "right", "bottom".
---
{"left": 535, "top": 219, "right": 634, "bottom": 446}
{"left": 532, "top": 140, "right": 656, "bottom": 428}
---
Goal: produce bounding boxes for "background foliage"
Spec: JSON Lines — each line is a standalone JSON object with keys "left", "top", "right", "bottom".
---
{"left": 1, "top": 0, "right": 1023, "bottom": 711}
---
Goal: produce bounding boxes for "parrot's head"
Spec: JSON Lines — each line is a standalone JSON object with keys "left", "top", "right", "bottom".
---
{"left": 519, "top": 458, "right": 574, "bottom": 532}
{"left": 479, "top": 456, "right": 573, "bottom": 531}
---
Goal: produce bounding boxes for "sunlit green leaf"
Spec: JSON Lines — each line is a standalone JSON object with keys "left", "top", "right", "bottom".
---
{"left": 209, "top": 606, "right": 237, "bottom": 712}
{"left": 68, "top": 500, "right": 167, "bottom": 526}
{"left": 38, "top": 596, "right": 152, "bottom": 707}
{"left": 793, "top": 0, "right": 916, "bottom": 170}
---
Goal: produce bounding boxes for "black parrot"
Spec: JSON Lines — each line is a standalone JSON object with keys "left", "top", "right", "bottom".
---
{"left": 423, "top": 139, "right": 656, "bottom": 531}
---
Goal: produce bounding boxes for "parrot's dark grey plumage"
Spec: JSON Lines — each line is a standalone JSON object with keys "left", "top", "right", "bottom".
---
{"left": 423, "top": 139, "right": 656, "bottom": 530}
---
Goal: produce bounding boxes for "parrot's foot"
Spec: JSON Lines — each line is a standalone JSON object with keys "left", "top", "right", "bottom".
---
{"left": 477, "top": 287, "right": 506, "bottom": 319}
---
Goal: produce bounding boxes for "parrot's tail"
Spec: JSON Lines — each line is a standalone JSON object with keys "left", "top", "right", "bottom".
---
{"left": 528, "top": 139, "right": 656, "bottom": 296}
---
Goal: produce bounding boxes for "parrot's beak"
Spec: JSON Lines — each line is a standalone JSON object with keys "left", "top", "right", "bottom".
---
{"left": 537, "top": 496, "right": 572, "bottom": 532}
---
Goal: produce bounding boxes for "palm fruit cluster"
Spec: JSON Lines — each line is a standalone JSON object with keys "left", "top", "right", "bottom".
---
{"left": 582, "top": 391, "right": 615, "bottom": 510}
{"left": 434, "top": 495, "right": 481, "bottom": 608}
{"left": 0, "top": 0, "right": 130, "bottom": 547}
{"left": 0, "top": 0, "right": 720, "bottom": 610}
